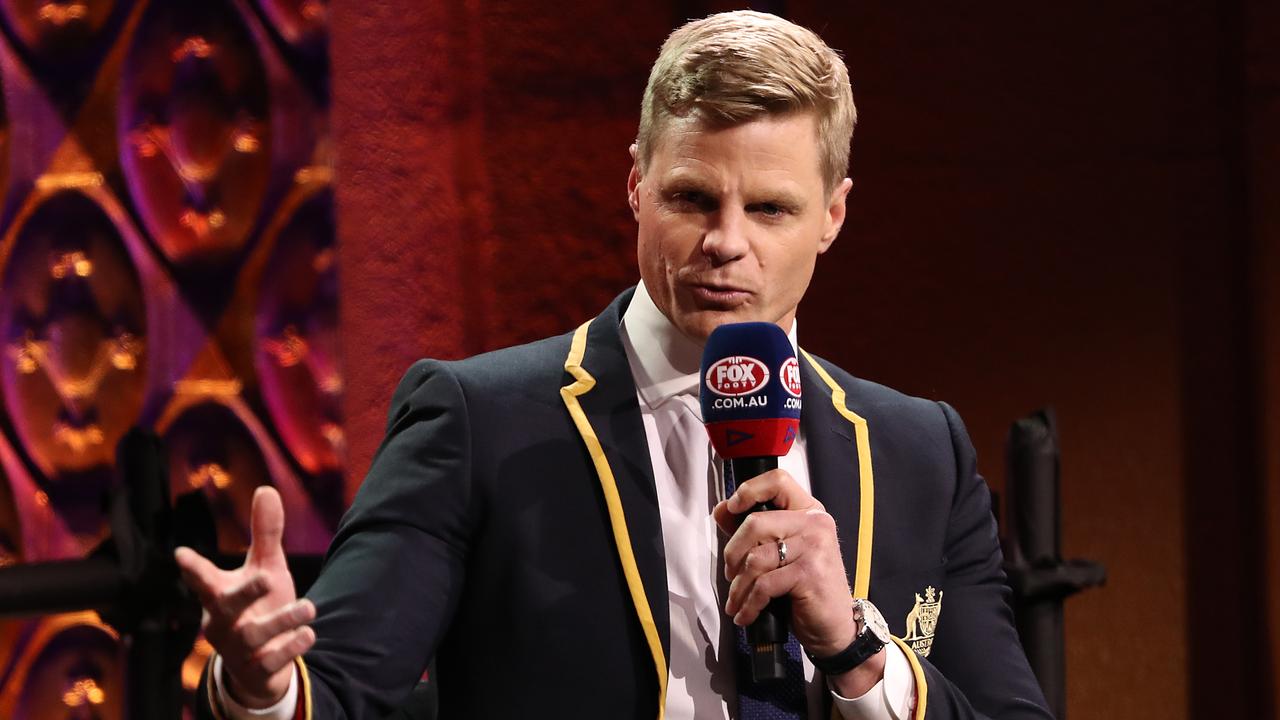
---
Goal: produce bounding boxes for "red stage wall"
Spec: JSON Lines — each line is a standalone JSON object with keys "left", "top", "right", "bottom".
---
{"left": 333, "top": 2, "right": 1278, "bottom": 718}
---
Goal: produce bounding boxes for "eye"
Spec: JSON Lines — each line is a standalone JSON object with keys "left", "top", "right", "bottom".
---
{"left": 750, "top": 202, "right": 788, "bottom": 218}
{"left": 669, "top": 191, "right": 717, "bottom": 212}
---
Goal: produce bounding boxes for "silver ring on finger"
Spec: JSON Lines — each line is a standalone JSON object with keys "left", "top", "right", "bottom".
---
{"left": 777, "top": 539, "right": 789, "bottom": 568}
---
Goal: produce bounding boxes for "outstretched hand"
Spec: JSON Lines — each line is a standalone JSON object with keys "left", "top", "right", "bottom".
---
{"left": 175, "top": 486, "right": 316, "bottom": 709}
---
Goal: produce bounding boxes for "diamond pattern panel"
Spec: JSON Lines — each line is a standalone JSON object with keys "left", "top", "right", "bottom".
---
{"left": 0, "top": 0, "right": 334, "bottom": 715}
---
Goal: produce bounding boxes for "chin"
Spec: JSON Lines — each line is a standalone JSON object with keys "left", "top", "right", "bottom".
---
{"left": 670, "top": 318, "right": 712, "bottom": 343}
{"left": 674, "top": 309, "right": 749, "bottom": 343}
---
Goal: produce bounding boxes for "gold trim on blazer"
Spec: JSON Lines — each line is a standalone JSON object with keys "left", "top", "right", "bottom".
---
{"left": 802, "top": 349, "right": 928, "bottom": 720}
{"left": 561, "top": 319, "right": 668, "bottom": 720}
{"left": 298, "top": 656, "right": 313, "bottom": 720}
{"left": 799, "top": 349, "right": 875, "bottom": 598}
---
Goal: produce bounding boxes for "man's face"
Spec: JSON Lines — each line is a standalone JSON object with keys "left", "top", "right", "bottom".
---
{"left": 628, "top": 112, "right": 852, "bottom": 342}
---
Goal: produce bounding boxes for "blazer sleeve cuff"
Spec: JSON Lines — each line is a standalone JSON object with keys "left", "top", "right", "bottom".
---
{"left": 888, "top": 636, "right": 928, "bottom": 720}
{"left": 207, "top": 653, "right": 309, "bottom": 720}
{"left": 830, "top": 640, "right": 917, "bottom": 720}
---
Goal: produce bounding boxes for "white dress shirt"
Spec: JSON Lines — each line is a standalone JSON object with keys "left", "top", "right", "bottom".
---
{"left": 217, "top": 282, "right": 915, "bottom": 719}
{"left": 213, "top": 652, "right": 298, "bottom": 719}
{"left": 619, "top": 281, "right": 914, "bottom": 719}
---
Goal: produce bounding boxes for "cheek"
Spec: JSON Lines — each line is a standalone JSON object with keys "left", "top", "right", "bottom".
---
{"left": 768, "top": 240, "right": 820, "bottom": 296}
{"left": 641, "top": 214, "right": 694, "bottom": 270}
{"left": 636, "top": 226, "right": 675, "bottom": 290}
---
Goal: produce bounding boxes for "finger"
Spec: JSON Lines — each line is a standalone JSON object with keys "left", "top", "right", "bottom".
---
{"left": 214, "top": 572, "right": 272, "bottom": 620}
{"left": 712, "top": 500, "right": 737, "bottom": 536}
{"left": 247, "top": 486, "right": 286, "bottom": 567}
{"left": 725, "top": 534, "right": 803, "bottom": 582}
{"left": 725, "top": 540, "right": 800, "bottom": 611}
{"left": 726, "top": 469, "right": 824, "bottom": 514}
{"left": 722, "top": 511, "right": 813, "bottom": 575}
{"left": 175, "top": 546, "right": 225, "bottom": 607}
{"left": 728, "top": 564, "right": 802, "bottom": 625}
{"left": 237, "top": 599, "right": 316, "bottom": 649}
{"left": 252, "top": 626, "right": 316, "bottom": 677}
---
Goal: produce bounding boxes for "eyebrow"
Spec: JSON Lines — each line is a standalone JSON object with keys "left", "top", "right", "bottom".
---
{"left": 658, "top": 176, "right": 807, "bottom": 211}
{"left": 658, "top": 174, "right": 717, "bottom": 196}
{"left": 747, "top": 189, "right": 805, "bottom": 212}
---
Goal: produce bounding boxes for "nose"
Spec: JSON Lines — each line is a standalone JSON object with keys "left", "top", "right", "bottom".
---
{"left": 701, "top": 207, "right": 750, "bottom": 266}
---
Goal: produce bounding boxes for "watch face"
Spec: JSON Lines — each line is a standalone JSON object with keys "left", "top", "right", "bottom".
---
{"left": 855, "top": 598, "right": 892, "bottom": 644}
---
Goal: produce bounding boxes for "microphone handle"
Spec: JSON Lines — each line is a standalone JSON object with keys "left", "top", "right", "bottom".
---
{"left": 728, "top": 455, "right": 790, "bottom": 682}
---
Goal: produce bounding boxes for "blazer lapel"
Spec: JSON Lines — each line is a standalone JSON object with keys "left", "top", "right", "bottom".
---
{"left": 560, "top": 289, "right": 670, "bottom": 713}
{"left": 800, "top": 352, "right": 864, "bottom": 594}
{"left": 799, "top": 350, "right": 877, "bottom": 600}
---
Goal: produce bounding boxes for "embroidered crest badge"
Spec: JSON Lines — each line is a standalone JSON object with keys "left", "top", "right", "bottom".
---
{"left": 903, "top": 586, "right": 943, "bottom": 657}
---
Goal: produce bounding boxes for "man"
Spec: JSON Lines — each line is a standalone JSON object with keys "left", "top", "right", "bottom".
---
{"left": 177, "top": 11, "right": 1052, "bottom": 719}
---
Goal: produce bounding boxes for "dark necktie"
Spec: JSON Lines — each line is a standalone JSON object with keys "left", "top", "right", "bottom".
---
{"left": 722, "top": 461, "right": 807, "bottom": 719}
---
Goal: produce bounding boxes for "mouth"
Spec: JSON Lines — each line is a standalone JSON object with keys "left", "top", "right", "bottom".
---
{"left": 684, "top": 281, "right": 752, "bottom": 309}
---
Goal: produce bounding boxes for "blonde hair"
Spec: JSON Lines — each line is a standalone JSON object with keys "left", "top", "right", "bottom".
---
{"left": 636, "top": 10, "right": 857, "bottom": 191}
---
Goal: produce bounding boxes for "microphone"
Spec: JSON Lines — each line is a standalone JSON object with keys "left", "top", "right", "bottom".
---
{"left": 700, "top": 321, "right": 803, "bottom": 682}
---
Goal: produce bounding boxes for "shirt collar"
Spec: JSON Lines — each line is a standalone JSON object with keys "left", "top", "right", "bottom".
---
{"left": 620, "top": 281, "right": 800, "bottom": 415}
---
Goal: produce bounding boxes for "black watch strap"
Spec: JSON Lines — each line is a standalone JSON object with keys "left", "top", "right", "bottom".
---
{"left": 805, "top": 629, "right": 886, "bottom": 676}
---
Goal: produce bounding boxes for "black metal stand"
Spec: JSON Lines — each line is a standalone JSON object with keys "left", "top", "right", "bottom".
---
{"left": 0, "top": 431, "right": 213, "bottom": 718}
{"left": 0, "top": 430, "right": 321, "bottom": 719}
{"left": 1003, "top": 409, "right": 1106, "bottom": 720}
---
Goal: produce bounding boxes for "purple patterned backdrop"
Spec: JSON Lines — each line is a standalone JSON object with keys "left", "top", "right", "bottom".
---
{"left": 0, "top": 0, "right": 334, "bottom": 714}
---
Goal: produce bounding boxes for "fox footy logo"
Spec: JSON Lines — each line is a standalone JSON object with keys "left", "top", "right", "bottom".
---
{"left": 706, "top": 356, "right": 770, "bottom": 396}
{"left": 780, "top": 357, "right": 802, "bottom": 398}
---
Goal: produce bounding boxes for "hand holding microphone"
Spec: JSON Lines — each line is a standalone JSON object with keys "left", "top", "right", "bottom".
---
{"left": 700, "top": 323, "right": 871, "bottom": 690}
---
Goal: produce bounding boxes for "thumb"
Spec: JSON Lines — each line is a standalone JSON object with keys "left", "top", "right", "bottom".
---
{"left": 247, "top": 485, "right": 286, "bottom": 566}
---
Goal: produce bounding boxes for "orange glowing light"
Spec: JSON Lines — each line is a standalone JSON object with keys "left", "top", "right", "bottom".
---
{"left": 319, "top": 373, "right": 344, "bottom": 395}
{"left": 173, "top": 378, "right": 243, "bottom": 397}
{"left": 234, "top": 132, "right": 261, "bottom": 153}
{"left": 111, "top": 334, "right": 140, "bottom": 371}
{"left": 264, "top": 326, "right": 309, "bottom": 368}
{"left": 53, "top": 422, "right": 106, "bottom": 454}
{"left": 35, "top": 172, "right": 104, "bottom": 191}
{"left": 301, "top": 0, "right": 326, "bottom": 22}
{"left": 61, "top": 677, "right": 106, "bottom": 707}
{"left": 172, "top": 36, "right": 214, "bottom": 63}
{"left": 10, "top": 336, "right": 39, "bottom": 374}
{"left": 188, "top": 462, "right": 231, "bottom": 490}
{"left": 183, "top": 637, "right": 214, "bottom": 690}
{"left": 321, "top": 422, "right": 345, "bottom": 450}
{"left": 180, "top": 207, "right": 228, "bottom": 239}
{"left": 38, "top": 2, "right": 89, "bottom": 27}
{"left": 293, "top": 166, "right": 333, "bottom": 185}
{"left": 50, "top": 250, "right": 93, "bottom": 280}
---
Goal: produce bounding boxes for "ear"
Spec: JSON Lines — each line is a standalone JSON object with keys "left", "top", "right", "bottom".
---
{"left": 818, "top": 177, "right": 853, "bottom": 254}
{"left": 627, "top": 143, "right": 642, "bottom": 220}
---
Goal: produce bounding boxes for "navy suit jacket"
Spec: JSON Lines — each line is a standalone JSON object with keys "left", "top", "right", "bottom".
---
{"left": 202, "top": 288, "right": 1051, "bottom": 719}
